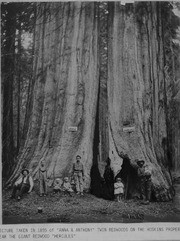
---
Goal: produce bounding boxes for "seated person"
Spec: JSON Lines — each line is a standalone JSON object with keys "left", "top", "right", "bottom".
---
{"left": 62, "top": 177, "right": 74, "bottom": 196}
{"left": 53, "top": 178, "right": 63, "bottom": 193}
{"left": 11, "top": 169, "right": 34, "bottom": 201}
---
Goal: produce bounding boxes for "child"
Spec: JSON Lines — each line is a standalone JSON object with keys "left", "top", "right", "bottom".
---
{"left": 38, "top": 160, "right": 47, "bottom": 197}
{"left": 114, "top": 177, "right": 124, "bottom": 202}
{"left": 53, "top": 178, "right": 62, "bottom": 193}
{"left": 62, "top": 177, "right": 74, "bottom": 196}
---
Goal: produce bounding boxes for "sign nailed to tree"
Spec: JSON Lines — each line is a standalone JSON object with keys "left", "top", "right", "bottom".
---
{"left": 122, "top": 126, "right": 135, "bottom": 133}
{"left": 68, "top": 126, "right": 78, "bottom": 132}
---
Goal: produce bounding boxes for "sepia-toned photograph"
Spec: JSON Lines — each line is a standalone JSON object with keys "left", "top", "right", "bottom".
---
{"left": 1, "top": 1, "right": 180, "bottom": 226}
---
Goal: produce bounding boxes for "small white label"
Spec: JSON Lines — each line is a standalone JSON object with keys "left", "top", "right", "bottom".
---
{"left": 121, "top": 0, "right": 134, "bottom": 6}
{"left": 68, "top": 126, "right": 78, "bottom": 132}
{"left": 123, "top": 126, "right": 135, "bottom": 132}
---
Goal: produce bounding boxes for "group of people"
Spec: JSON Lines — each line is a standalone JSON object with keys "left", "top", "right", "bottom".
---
{"left": 11, "top": 155, "right": 84, "bottom": 200}
{"left": 112, "top": 158, "right": 152, "bottom": 205}
{"left": 53, "top": 155, "right": 84, "bottom": 196}
{"left": 10, "top": 155, "right": 152, "bottom": 205}
{"left": 91, "top": 157, "right": 152, "bottom": 204}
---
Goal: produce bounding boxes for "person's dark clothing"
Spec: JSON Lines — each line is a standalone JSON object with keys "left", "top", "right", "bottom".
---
{"left": 11, "top": 183, "right": 29, "bottom": 198}
{"left": 138, "top": 165, "right": 152, "bottom": 201}
{"left": 11, "top": 175, "right": 33, "bottom": 199}
{"left": 90, "top": 164, "right": 103, "bottom": 198}
{"left": 139, "top": 176, "right": 152, "bottom": 201}
{"left": 103, "top": 165, "right": 114, "bottom": 200}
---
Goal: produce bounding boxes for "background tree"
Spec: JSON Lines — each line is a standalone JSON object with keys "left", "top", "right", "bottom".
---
{"left": 1, "top": 3, "right": 16, "bottom": 178}
{"left": 13, "top": 3, "right": 35, "bottom": 153}
{"left": 161, "top": 2, "right": 180, "bottom": 174}
{"left": 1, "top": 2, "right": 35, "bottom": 178}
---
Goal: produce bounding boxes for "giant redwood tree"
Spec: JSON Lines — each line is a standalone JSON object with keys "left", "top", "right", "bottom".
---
{"left": 107, "top": 2, "right": 174, "bottom": 201}
{"left": 6, "top": 2, "right": 179, "bottom": 201}
{"left": 7, "top": 2, "right": 99, "bottom": 189}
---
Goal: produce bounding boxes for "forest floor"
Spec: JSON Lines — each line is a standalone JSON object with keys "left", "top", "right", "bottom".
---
{"left": 2, "top": 181, "right": 180, "bottom": 224}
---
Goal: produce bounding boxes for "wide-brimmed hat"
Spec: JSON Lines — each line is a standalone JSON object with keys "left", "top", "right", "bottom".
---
{"left": 21, "top": 168, "right": 29, "bottom": 174}
{"left": 137, "top": 160, "right": 145, "bottom": 165}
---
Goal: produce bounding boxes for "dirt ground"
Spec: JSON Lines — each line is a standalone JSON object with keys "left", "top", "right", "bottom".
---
{"left": 3, "top": 181, "right": 180, "bottom": 224}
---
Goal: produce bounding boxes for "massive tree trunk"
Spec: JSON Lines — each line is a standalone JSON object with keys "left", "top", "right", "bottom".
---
{"left": 7, "top": 2, "right": 99, "bottom": 189}
{"left": 7, "top": 2, "right": 174, "bottom": 201}
{"left": 107, "top": 2, "right": 173, "bottom": 201}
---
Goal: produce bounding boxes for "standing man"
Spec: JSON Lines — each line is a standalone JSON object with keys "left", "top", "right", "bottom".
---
{"left": 72, "top": 155, "right": 84, "bottom": 196}
{"left": 137, "top": 159, "right": 152, "bottom": 204}
{"left": 11, "top": 169, "right": 34, "bottom": 200}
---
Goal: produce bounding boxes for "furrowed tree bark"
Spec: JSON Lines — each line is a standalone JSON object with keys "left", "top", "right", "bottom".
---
{"left": 171, "top": 91, "right": 180, "bottom": 174}
{"left": 7, "top": 2, "right": 99, "bottom": 189}
{"left": 107, "top": 2, "right": 173, "bottom": 201}
{"left": 16, "top": 21, "right": 22, "bottom": 154}
{"left": 97, "top": 3, "right": 109, "bottom": 175}
{"left": 21, "top": 7, "right": 36, "bottom": 148}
